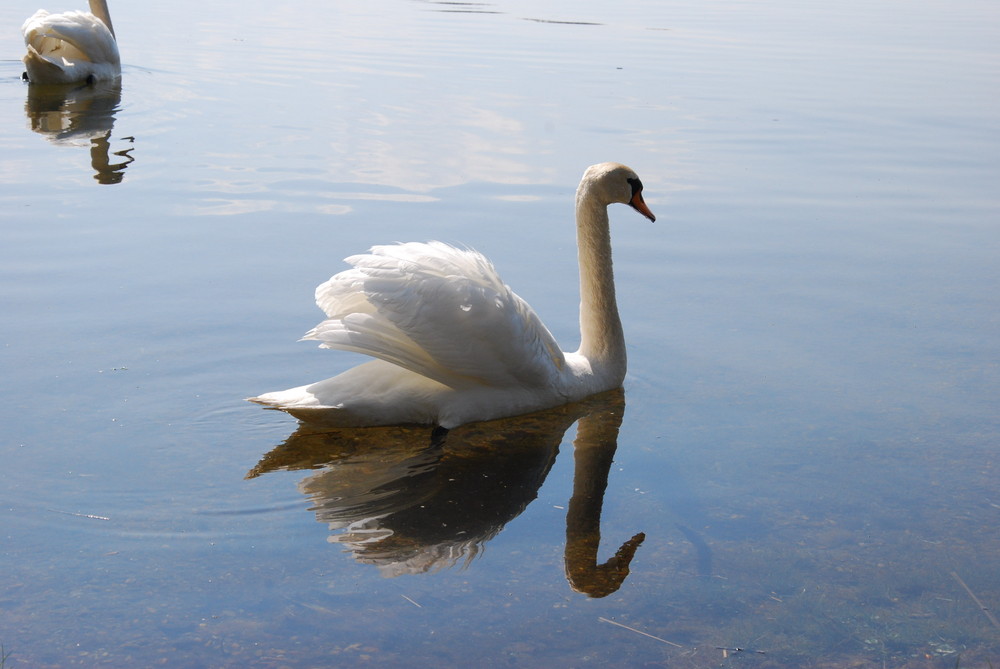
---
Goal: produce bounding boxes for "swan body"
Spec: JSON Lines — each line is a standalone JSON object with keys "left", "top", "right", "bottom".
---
{"left": 251, "top": 162, "right": 656, "bottom": 428}
{"left": 22, "top": 0, "right": 120, "bottom": 85}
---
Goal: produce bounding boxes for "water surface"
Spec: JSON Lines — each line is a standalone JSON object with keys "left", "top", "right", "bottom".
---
{"left": 1, "top": 0, "right": 998, "bottom": 666}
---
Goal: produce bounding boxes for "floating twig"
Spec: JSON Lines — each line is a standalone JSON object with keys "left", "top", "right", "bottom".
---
{"left": 598, "top": 617, "right": 682, "bottom": 647}
{"left": 951, "top": 571, "right": 1000, "bottom": 631}
{"left": 401, "top": 595, "right": 422, "bottom": 608}
{"left": 293, "top": 599, "right": 339, "bottom": 616}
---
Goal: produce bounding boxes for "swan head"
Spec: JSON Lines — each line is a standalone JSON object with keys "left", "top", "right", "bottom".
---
{"left": 581, "top": 162, "right": 656, "bottom": 222}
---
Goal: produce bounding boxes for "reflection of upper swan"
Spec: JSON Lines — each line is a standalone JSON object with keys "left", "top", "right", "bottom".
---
{"left": 250, "top": 163, "right": 656, "bottom": 428}
{"left": 248, "top": 389, "right": 643, "bottom": 594}
{"left": 22, "top": 0, "right": 120, "bottom": 85}
{"left": 24, "top": 81, "right": 133, "bottom": 185}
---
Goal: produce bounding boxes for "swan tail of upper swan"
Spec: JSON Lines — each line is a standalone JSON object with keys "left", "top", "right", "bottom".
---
{"left": 22, "top": 45, "right": 65, "bottom": 82}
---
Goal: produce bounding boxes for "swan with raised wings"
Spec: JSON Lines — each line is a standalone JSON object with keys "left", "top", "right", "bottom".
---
{"left": 22, "top": 0, "right": 120, "bottom": 85}
{"left": 250, "top": 162, "right": 656, "bottom": 428}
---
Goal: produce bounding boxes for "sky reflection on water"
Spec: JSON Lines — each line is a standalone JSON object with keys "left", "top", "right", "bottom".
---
{"left": 1, "top": 0, "right": 999, "bottom": 666}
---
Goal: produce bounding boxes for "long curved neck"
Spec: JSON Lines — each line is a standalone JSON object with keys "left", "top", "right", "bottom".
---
{"left": 575, "top": 182, "right": 625, "bottom": 373}
{"left": 89, "top": 0, "right": 115, "bottom": 38}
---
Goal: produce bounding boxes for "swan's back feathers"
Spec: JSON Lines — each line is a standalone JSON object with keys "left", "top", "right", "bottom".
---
{"left": 22, "top": 9, "right": 120, "bottom": 84}
{"left": 306, "top": 242, "right": 566, "bottom": 389}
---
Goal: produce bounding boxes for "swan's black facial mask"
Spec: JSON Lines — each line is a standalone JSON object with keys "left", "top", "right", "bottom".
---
{"left": 626, "top": 178, "right": 656, "bottom": 222}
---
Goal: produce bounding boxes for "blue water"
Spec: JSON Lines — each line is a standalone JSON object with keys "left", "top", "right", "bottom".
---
{"left": 1, "top": 0, "right": 998, "bottom": 666}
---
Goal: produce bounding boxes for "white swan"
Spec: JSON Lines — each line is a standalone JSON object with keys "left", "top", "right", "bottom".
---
{"left": 22, "top": 0, "right": 120, "bottom": 85}
{"left": 251, "top": 162, "right": 656, "bottom": 428}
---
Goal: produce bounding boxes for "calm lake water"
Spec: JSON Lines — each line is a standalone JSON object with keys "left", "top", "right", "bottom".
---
{"left": 2, "top": 0, "right": 999, "bottom": 666}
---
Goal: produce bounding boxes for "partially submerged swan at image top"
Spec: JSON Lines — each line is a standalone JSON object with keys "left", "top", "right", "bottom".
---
{"left": 249, "top": 162, "right": 657, "bottom": 429}
{"left": 22, "top": 0, "right": 120, "bottom": 85}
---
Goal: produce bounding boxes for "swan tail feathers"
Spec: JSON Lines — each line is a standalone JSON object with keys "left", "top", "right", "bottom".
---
{"left": 22, "top": 45, "right": 65, "bottom": 81}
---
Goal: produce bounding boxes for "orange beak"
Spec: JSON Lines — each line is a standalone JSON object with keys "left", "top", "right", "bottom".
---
{"left": 628, "top": 190, "right": 656, "bottom": 222}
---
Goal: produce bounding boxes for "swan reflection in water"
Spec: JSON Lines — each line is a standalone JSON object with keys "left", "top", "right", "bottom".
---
{"left": 248, "top": 389, "right": 645, "bottom": 597}
{"left": 23, "top": 80, "right": 134, "bottom": 184}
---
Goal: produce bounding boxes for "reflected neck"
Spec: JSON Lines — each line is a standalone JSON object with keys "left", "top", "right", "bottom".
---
{"left": 564, "top": 396, "right": 644, "bottom": 598}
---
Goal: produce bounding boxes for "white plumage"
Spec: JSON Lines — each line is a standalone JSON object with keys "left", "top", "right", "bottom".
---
{"left": 22, "top": 0, "right": 120, "bottom": 85}
{"left": 251, "top": 162, "right": 656, "bottom": 428}
{"left": 309, "top": 241, "right": 565, "bottom": 389}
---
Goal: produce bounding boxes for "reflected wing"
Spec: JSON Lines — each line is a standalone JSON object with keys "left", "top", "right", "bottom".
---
{"left": 305, "top": 242, "right": 566, "bottom": 389}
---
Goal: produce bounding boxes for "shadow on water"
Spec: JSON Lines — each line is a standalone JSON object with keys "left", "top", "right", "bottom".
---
{"left": 23, "top": 80, "right": 134, "bottom": 184}
{"left": 248, "top": 388, "right": 645, "bottom": 597}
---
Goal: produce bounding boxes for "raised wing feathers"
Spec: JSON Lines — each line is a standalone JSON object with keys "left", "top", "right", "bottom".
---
{"left": 23, "top": 10, "right": 119, "bottom": 69}
{"left": 304, "top": 242, "right": 566, "bottom": 389}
